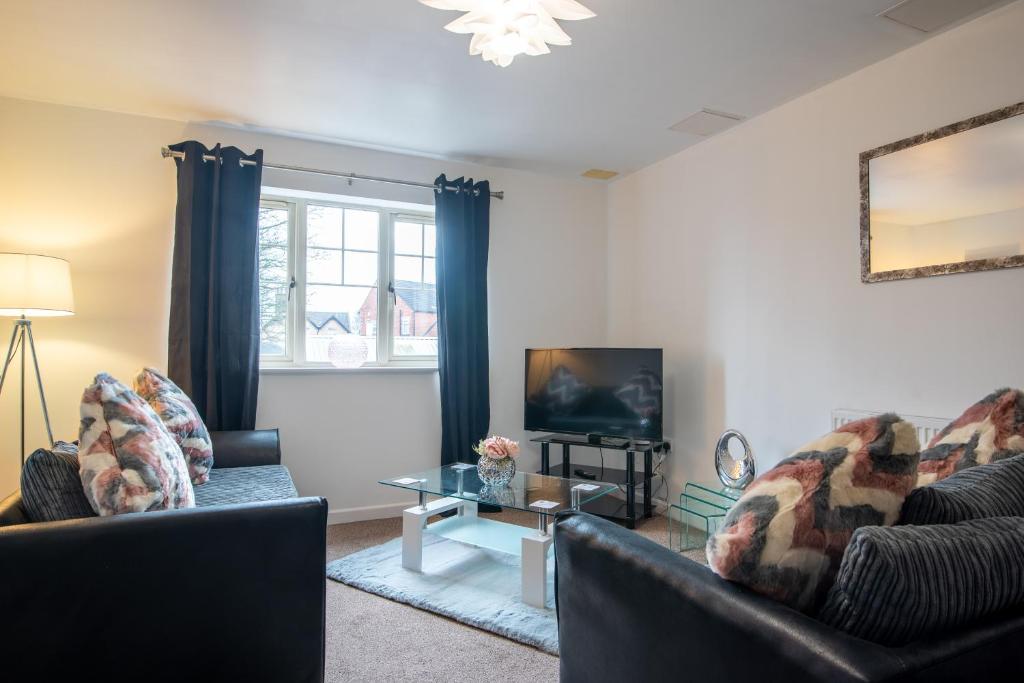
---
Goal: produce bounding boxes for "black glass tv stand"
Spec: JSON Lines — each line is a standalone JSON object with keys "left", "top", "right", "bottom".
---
{"left": 531, "top": 433, "right": 668, "bottom": 530}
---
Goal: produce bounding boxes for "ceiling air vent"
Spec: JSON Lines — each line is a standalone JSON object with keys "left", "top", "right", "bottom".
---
{"left": 879, "top": 0, "right": 1007, "bottom": 32}
{"left": 582, "top": 169, "right": 619, "bottom": 180}
{"left": 670, "top": 109, "right": 746, "bottom": 137}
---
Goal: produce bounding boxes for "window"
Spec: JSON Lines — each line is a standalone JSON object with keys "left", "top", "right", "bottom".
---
{"left": 391, "top": 218, "right": 438, "bottom": 357}
{"left": 258, "top": 201, "right": 293, "bottom": 360}
{"left": 257, "top": 194, "right": 437, "bottom": 368}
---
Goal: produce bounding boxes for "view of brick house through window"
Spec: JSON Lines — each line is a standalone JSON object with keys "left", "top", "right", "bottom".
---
{"left": 257, "top": 195, "right": 438, "bottom": 367}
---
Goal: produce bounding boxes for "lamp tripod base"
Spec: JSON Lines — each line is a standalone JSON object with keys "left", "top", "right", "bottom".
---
{"left": 0, "top": 316, "right": 54, "bottom": 466}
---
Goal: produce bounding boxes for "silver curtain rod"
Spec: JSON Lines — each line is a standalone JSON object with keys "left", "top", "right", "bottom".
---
{"left": 160, "top": 147, "right": 504, "bottom": 200}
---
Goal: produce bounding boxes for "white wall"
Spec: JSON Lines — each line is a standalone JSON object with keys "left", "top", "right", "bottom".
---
{"left": 0, "top": 97, "right": 608, "bottom": 515}
{"left": 607, "top": 1, "right": 1024, "bottom": 493}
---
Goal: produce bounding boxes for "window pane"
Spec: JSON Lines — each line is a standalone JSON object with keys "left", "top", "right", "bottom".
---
{"left": 345, "top": 210, "right": 379, "bottom": 251}
{"left": 394, "top": 255, "right": 423, "bottom": 283}
{"left": 394, "top": 221, "right": 423, "bottom": 255}
{"left": 306, "top": 284, "right": 377, "bottom": 366}
{"left": 423, "top": 257, "right": 436, "bottom": 285}
{"left": 392, "top": 280, "right": 438, "bottom": 357}
{"left": 307, "top": 205, "right": 343, "bottom": 248}
{"left": 259, "top": 206, "right": 289, "bottom": 245}
{"left": 259, "top": 204, "right": 291, "bottom": 359}
{"left": 344, "top": 250, "right": 377, "bottom": 286}
{"left": 424, "top": 224, "right": 436, "bottom": 257}
{"left": 259, "top": 246, "right": 289, "bottom": 283}
{"left": 307, "top": 248, "right": 342, "bottom": 284}
{"left": 259, "top": 282, "right": 289, "bottom": 357}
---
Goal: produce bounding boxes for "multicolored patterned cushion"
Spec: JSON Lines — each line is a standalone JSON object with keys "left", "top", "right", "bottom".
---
{"left": 78, "top": 373, "right": 195, "bottom": 516}
{"left": 134, "top": 367, "right": 214, "bottom": 485}
{"left": 706, "top": 414, "right": 920, "bottom": 612}
{"left": 917, "top": 388, "right": 1024, "bottom": 487}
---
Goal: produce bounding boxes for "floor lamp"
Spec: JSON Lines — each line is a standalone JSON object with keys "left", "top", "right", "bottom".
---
{"left": 0, "top": 253, "right": 75, "bottom": 466}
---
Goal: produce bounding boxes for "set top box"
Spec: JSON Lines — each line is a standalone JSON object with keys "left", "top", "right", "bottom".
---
{"left": 524, "top": 348, "right": 663, "bottom": 442}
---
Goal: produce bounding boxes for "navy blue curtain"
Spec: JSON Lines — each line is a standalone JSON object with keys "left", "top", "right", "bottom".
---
{"left": 168, "top": 140, "right": 263, "bottom": 431}
{"left": 435, "top": 175, "right": 491, "bottom": 465}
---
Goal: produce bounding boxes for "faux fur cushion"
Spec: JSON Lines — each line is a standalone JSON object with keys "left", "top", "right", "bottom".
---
{"left": 706, "top": 414, "right": 920, "bottom": 612}
{"left": 78, "top": 373, "right": 195, "bottom": 516}
{"left": 134, "top": 367, "right": 214, "bottom": 485}
{"left": 917, "top": 388, "right": 1024, "bottom": 487}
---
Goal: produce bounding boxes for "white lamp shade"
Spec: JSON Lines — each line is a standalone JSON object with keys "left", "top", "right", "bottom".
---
{"left": 0, "top": 253, "right": 75, "bottom": 317}
{"left": 420, "top": 0, "right": 595, "bottom": 67}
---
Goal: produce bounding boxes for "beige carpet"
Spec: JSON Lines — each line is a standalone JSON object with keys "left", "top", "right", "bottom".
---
{"left": 325, "top": 509, "right": 692, "bottom": 683}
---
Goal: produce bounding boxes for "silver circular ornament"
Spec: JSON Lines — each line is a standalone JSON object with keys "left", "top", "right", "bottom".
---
{"left": 715, "top": 429, "right": 755, "bottom": 489}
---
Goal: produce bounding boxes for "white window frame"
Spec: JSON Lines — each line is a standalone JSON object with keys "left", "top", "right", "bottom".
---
{"left": 259, "top": 193, "right": 437, "bottom": 369}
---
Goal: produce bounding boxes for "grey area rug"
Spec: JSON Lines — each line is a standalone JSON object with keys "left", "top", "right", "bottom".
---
{"left": 327, "top": 534, "right": 559, "bottom": 655}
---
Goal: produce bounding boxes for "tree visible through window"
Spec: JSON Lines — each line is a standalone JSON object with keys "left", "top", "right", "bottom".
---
{"left": 258, "top": 202, "right": 291, "bottom": 358}
{"left": 257, "top": 195, "right": 437, "bottom": 367}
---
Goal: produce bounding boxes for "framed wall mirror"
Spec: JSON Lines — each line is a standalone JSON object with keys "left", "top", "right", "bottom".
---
{"left": 860, "top": 102, "right": 1024, "bottom": 283}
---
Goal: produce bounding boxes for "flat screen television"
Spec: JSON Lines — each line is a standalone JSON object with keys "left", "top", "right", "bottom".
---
{"left": 524, "top": 348, "right": 663, "bottom": 441}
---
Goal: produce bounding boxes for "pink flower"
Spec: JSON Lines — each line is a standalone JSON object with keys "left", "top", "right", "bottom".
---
{"left": 473, "top": 435, "right": 520, "bottom": 460}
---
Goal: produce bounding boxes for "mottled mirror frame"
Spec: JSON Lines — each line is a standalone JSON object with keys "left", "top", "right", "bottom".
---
{"left": 860, "top": 101, "right": 1024, "bottom": 283}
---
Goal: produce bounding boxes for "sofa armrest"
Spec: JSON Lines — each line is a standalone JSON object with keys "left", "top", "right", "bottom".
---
{"left": 0, "top": 490, "right": 28, "bottom": 526}
{"left": 211, "top": 428, "right": 282, "bottom": 468}
{"left": 0, "top": 497, "right": 327, "bottom": 682}
{"left": 554, "top": 511, "right": 907, "bottom": 683}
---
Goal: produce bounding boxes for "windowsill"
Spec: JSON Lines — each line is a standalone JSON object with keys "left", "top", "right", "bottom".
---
{"left": 260, "top": 364, "right": 438, "bottom": 376}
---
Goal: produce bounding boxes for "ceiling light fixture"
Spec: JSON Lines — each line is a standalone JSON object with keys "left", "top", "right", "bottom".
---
{"left": 419, "top": 0, "right": 596, "bottom": 67}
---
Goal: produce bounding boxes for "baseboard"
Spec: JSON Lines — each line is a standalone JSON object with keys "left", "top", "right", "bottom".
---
{"left": 328, "top": 501, "right": 416, "bottom": 525}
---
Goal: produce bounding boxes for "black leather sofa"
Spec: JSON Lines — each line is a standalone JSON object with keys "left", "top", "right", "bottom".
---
{"left": 554, "top": 511, "right": 1024, "bottom": 683}
{"left": 0, "top": 430, "right": 327, "bottom": 683}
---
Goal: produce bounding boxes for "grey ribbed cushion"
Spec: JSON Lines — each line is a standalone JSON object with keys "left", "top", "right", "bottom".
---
{"left": 20, "top": 442, "right": 96, "bottom": 523}
{"left": 193, "top": 465, "right": 297, "bottom": 507}
{"left": 899, "top": 453, "right": 1024, "bottom": 525}
{"left": 818, "top": 518, "right": 1024, "bottom": 645}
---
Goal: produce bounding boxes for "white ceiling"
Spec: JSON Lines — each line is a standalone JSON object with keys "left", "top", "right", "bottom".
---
{"left": 0, "top": 0, "right": 1014, "bottom": 177}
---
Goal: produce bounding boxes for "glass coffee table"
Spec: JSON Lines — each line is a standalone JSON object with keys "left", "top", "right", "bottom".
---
{"left": 380, "top": 464, "right": 617, "bottom": 608}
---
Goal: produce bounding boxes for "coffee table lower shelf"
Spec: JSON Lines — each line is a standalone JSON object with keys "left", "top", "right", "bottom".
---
{"left": 426, "top": 515, "right": 553, "bottom": 557}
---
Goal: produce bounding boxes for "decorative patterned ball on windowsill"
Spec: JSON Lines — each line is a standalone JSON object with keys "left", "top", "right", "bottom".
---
{"left": 328, "top": 335, "right": 369, "bottom": 368}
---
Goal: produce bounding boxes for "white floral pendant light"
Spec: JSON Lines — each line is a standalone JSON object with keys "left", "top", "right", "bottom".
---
{"left": 419, "top": 0, "right": 596, "bottom": 67}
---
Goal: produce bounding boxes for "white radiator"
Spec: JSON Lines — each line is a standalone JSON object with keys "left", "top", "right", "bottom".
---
{"left": 831, "top": 409, "right": 950, "bottom": 448}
